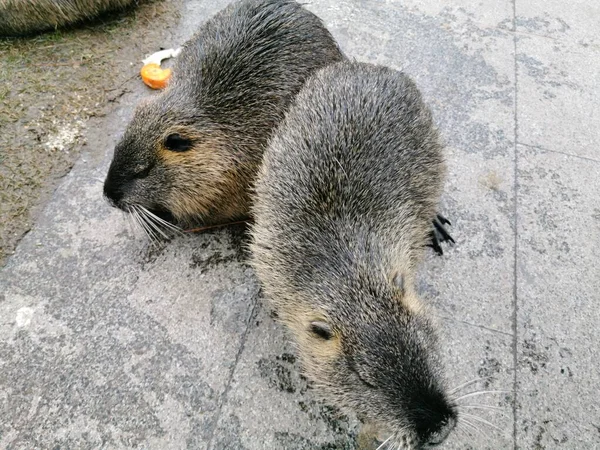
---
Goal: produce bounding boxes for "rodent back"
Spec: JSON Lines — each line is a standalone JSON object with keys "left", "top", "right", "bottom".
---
{"left": 253, "top": 61, "right": 446, "bottom": 281}
{"left": 170, "top": 0, "right": 345, "bottom": 134}
{"left": 0, "top": 0, "right": 140, "bottom": 36}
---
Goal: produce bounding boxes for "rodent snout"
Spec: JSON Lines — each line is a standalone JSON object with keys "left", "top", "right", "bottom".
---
{"left": 103, "top": 180, "right": 123, "bottom": 206}
{"left": 103, "top": 173, "right": 129, "bottom": 208}
{"left": 422, "top": 415, "right": 456, "bottom": 447}
{"left": 414, "top": 403, "right": 457, "bottom": 447}
{"left": 377, "top": 406, "right": 456, "bottom": 449}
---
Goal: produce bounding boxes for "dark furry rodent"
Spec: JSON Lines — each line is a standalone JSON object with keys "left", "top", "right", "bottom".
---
{"left": 250, "top": 61, "right": 457, "bottom": 449}
{"left": 103, "top": 0, "right": 344, "bottom": 227}
{"left": 0, "top": 0, "right": 141, "bottom": 36}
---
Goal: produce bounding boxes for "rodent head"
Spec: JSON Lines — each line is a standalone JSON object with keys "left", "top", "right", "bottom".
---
{"left": 284, "top": 273, "right": 457, "bottom": 449}
{"left": 103, "top": 94, "right": 253, "bottom": 227}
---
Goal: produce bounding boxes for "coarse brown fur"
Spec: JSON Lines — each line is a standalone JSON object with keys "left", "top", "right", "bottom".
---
{"left": 250, "top": 61, "right": 458, "bottom": 449}
{"left": 103, "top": 0, "right": 344, "bottom": 228}
{"left": 0, "top": 0, "right": 141, "bottom": 36}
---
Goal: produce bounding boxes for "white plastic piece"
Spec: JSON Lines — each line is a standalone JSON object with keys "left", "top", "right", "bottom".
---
{"left": 142, "top": 48, "right": 182, "bottom": 66}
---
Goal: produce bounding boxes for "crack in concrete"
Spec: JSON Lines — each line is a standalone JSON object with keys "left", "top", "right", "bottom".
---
{"left": 206, "top": 291, "right": 261, "bottom": 450}
{"left": 512, "top": 1, "right": 520, "bottom": 449}
{"left": 439, "top": 316, "right": 513, "bottom": 337}
{"left": 518, "top": 142, "right": 600, "bottom": 164}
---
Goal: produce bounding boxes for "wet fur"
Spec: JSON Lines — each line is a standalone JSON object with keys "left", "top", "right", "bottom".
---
{"left": 250, "top": 61, "right": 457, "bottom": 449}
{"left": 103, "top": 0, "right": 344, "bottom": 227}
{"left": 0, "top": 0, "right": 140, "bottom": 36}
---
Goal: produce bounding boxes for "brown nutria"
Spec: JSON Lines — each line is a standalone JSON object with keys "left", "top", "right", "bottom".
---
{"left": 250, "top": 61, "right": 458, "bottom": 449}
{"left": 0, "top": 0, "right": 141, "bottom": 36}
{"left": 102, "top": 0, "right": 345, "bottom": 230}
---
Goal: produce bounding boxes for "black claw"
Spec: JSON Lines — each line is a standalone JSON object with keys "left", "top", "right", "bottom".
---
{"left": 429, "top": 214, "right": 455, "bottom": 256}
{"left": 436, "top": 214, "right": 451, "bottom": 226}
{"left": 433, "top": 218, "right": 455, "bottom": 244}
{"left": 428, "top": 231, "right": 444, "bottom": 256}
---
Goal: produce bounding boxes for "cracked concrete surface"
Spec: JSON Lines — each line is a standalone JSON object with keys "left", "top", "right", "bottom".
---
{"left": 1, "top": 0, "right": 599, "bottom": 448}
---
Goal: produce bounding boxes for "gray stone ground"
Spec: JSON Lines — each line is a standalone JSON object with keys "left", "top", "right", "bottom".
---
{"left": 1, "top": 0, "right": 599, "bottom": 449}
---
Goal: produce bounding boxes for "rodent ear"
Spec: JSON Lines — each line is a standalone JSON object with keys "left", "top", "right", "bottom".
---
{"left": 309, "top": 321, "right": 334, "bottom": 340}
{"left": 164, "top": 133, "right": 193, "bottom": 152}
{"left": 393, "top": 272, "right": 405, "bottom": 293}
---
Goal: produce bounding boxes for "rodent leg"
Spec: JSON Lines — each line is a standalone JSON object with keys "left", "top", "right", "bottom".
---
{"left": 428, "top": 214, "right": 455, "bottom": 256}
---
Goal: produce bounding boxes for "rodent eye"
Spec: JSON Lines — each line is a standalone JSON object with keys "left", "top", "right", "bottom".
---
{"left": 309, "top": 321, "right": 334, "bottom": 340}
{"left": 164, "top": 133, "right": 193, "bottom": 152}
{"left": 133, "top": 163, "right": 154, "bottom": 179}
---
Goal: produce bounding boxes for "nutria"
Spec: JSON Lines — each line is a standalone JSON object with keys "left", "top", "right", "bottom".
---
{"left": 0, "top": 0, "right": 141, "bottom": 36}
{"left": 102, "top": 0, "right": 345, "bottom": 229}
{"left": 250, "top": 61, "right": 458, "bottom": 449}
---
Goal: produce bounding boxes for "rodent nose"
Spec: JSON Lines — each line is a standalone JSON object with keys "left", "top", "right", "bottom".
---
{"left": 425, "top": 415, "right": 456, "bottom": 446}
{"left": 413, "top": 401, "right": 457, "bottom": 447}
{"left": 103, "top": 175, "right": 125, "bottom": 207}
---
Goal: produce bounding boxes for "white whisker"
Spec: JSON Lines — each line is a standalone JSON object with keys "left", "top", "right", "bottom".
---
{"left": 139, "top": 205, "right": 183, "bottom": 234}
{"left": 449, "top": 377, "right": 491, "bottom": 395}
{"left": 458, "top": 405, "right": 508, "bottom": 417}
{"left": 376, "top": 435, "right": 392, "bottom": 450}
{"left": 453, "top": 390, "right": 510, "bottom": 402}
{"left": 133, "top": 206, "right": 159, "bottom": 242}
{"left": 461, "top": 413, "right": 502, "bottom": 432}
{"left": 129, "top": 207, "right": 145, "bottom": 237}
{"left": 137, "top": 206, "right": 168, "bottom": 239}
{"left": 122, "top": 209, "right": 136, "bottom": 235}
{"left": 456, "top": 423, "right": 471, "bottom": 439}
{"left": 153, "top": 214, "right": 182, "bottom": 233}
{"left": 459, "top": 404, "right": 506, "bottom": 412}
{"left": 145, "top": 214, "right": 169, "bottom": 239}
{"left": 461, "top": 418, "right": 487, "bottom": 439}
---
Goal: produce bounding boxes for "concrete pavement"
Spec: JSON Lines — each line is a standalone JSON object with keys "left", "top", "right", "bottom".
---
{"left": 1, "top": 0, "right": 599, "bottom": 448}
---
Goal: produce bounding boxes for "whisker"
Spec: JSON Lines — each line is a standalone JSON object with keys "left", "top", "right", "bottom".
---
{"left": 127, "top": 208, "right": 143, "bottom": 237}
{"left": 461, "top": 413, "right": 503, "bottom": 432}
{"left": 185, "top": 219, "right": 249, "bottom": 233}
{"left": 153, "top": 217, "right": 183, "bottom": 234}
{"left": 156, "top": 213, "right": 183, "bottom": 232}
{"left": 131, "top": 206, "right": 148, "bottom": 237}
{"left": 463, "top": 418, "right": 484, "bottom": 434}
{"left": 140, "top": 208, "right": 169, "bottom": 239}
{"left": 139, "top": 205, "right": 183, "bottom": 234}
{"left": 122, "top": 209, "right": 136, "bottom": 235}
{"left": 145, "top": 215, "right": 169, "bottom": 239}
{"left": 459, "top": 404, "right": 510, "bottom": 420}
{"left": 458, "top": 420, "right": 477, "bottom": 438}
{"left": 449, "top": 377, "right": 491, "bottom": 395}
{"left": 375, "top": 435, "right": 392, "bottom": 450}
{"left": 453, "top": 390, "right": 510, "bottom": 402}
{"left": 137, "top": 207, "right": 169, "bottom": 239}
{"left": 459, "top": 404, "right": 506, "bottom": 412}
{"left": 456, "top": 423, "right": 473, "bottom": 439}
{"left": 134, "top": 206, "right": 159, "bottom": 243}
{"left": 129, "top": 207, "right": 145, "bottom": 238}
{"left": 461, "top": 418, "right": 488, "bottom": 439}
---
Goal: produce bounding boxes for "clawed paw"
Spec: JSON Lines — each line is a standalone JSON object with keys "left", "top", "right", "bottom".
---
{"left": 428, "top": 214, "right": 455, "bottom": 256}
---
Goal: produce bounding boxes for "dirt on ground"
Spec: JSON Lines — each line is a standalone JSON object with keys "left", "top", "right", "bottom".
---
{"left": 0, "top": 0, "right": 181, "bottom": 265}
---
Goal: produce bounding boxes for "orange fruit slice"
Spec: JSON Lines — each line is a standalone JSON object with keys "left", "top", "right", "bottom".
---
{"left": 140, "top": 63, "right": 172, "bottom": 90}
